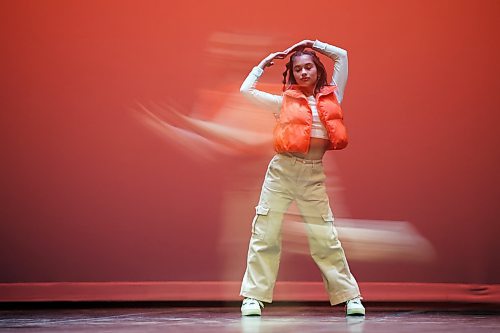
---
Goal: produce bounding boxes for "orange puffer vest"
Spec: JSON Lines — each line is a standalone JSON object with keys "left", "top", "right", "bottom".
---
{"left": 273, "top": 85, "right": 348, "bottom": 153}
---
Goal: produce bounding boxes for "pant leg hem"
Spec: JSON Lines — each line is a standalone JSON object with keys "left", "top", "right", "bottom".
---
{"left": 329, "top": 290, "right": 361, "bottom": 306}
{"left": 240, "top": 291, "right": 272, "bottom": 304}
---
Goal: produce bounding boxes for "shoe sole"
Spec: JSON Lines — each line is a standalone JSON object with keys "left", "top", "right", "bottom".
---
{"left": 241, "top": 308, "right": 262, "bottom": 316}
{"left": 346, "top": 308, "right": 366, "bottom": 316}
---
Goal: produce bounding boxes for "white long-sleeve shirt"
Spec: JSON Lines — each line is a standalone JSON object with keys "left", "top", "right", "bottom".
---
{"left": 239, "top": 40, "right": 348, "bottom": 139}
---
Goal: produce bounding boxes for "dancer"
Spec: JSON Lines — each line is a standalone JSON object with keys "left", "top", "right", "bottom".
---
{"left": 239, "top": 39, "right": 365, "bottom": 316}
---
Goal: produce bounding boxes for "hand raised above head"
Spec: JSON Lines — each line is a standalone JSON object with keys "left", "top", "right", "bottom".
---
{"left": 283, "top": 39, "right": 315, "bottom": 55}
{"left": 259, "top": 51, "right": 287, "bottom": 68}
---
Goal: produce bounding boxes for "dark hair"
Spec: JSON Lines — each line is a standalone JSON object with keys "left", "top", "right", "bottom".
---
{"left": 282, "top": 49, "right": 328, "bottom": 95}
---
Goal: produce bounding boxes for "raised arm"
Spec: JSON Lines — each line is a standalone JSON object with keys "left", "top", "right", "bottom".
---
{"left": 239, "top": 52, "right": 285, "bottom": 115}
{"left": 312, "top": 40, "right": 348, "bottom": 104}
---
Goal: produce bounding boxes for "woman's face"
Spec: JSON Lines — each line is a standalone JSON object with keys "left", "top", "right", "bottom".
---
{"left": 292, "top": 54, "right": 318, "bottom": 90}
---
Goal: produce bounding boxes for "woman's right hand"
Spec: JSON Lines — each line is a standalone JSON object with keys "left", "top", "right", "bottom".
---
{"left": 258, "top": 51, "right": 287, "bottom": 69}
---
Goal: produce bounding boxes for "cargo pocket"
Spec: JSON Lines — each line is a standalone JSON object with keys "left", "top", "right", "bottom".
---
{"left": 321, "top": 211, "right": 350, "bottom": 276}
{"left": 321, "top": 212, "right": 335, "bottom": 223}
{"left": 321, "top": 212, "right": 338, "bottom": 239}
{"left": 251, "top": 205, "right": 270, "bottom": 240}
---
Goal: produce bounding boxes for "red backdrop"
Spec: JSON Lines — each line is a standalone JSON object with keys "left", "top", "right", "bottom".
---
{"left": 1, "top": 0, "right": 499, "bottom": 292}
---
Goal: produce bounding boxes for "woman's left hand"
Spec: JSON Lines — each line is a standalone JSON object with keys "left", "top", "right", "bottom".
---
{"left": 283, "top": 39, "right": 314, "bottom": 55}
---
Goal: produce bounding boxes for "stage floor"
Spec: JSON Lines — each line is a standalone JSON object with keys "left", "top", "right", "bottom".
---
{"left": 1, "top": 304, "right": 499, "bottom": 332}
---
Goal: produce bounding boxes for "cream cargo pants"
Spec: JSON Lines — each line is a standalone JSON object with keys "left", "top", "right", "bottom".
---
{"left": 240, "top": 153, "right": 361, "bottom": 305}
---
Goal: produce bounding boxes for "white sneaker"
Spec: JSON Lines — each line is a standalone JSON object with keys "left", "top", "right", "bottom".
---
{"left": 346, "top": 297, "right": 365, "bottom": 316}
{"left": 241, "top": 298, "right": 264, "bottom": 316}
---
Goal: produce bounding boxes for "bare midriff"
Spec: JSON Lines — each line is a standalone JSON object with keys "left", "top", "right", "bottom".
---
{"left": 289, "top": 137, "right": 330, "bottom": 160}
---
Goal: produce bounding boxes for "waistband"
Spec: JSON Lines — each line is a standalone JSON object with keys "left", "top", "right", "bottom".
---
{"left": 277, "top": 153, "right": 323, "bottom": 165}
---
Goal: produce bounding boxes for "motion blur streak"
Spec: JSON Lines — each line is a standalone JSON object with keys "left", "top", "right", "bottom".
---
{"left": 134, "top": 33, "right": 434, "bottom": 288}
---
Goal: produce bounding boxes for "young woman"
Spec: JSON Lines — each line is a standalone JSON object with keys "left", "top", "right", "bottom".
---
{"left": 239, "top": 39, "right": 365, "bottom": 316}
